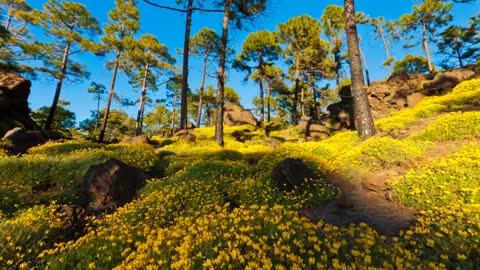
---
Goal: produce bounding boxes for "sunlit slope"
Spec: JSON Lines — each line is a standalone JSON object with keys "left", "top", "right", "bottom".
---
{"left": 1, "top": 79, "right": 479, "bottom": 269}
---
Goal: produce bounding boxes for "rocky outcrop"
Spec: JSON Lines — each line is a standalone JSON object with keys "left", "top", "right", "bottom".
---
{"left": 367, "top": 67, "right": 477, "bottom": 119}
{"left": 120, "top": 135, "right": 149, "bottom": 145}
{"left": 224, "top": 102, "right": 259, "bottom": 127}
{"left": 271, "top": 158, "right": 319, "bottom": 191}
{"left": 76, "top": 158, "right": 149, "bottom": 215}
{"left": 0, "top": 70, "right": 41, "bottom": 137}
{"left": 3, "top": 127, "right": 47, "bottom": 154}
{"left": 175, "top": 129, "right": 196, "bottom": 142}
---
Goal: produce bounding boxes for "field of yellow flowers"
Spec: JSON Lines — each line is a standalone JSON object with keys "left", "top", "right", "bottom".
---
{"left": 1, "top": 79, "right": 479, "bottom": 269}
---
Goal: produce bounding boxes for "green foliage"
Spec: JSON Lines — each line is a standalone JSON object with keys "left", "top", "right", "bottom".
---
{"left": 376, "top": 79, "right": 480, "bottom": 132}
{"left": 393, "top": 54, "right": 429, "bottom": 73}
{"left": 389, "top": 143, "right": 480, "bottom": 209}
{"left": 437, "top": 14, "right": 480, "bottom": 68}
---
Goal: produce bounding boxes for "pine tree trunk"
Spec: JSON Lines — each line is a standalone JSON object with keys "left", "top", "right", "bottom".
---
{"left": 344, "top": 0, "right": 375, "bottom": 139}
{"left": 292, "top": 59, "right": 300, "bottom": 125}
{"left": 196, "top": 53, "right": 208, "bottom": 127}
{"left": 267, "top": 85, "right": 271, "bottom": 122}
{"left": 359, "top": 45, "right": 370, "bottom": 86}
{"left": 422, "top": 22, "right": 434, "bottom": 73}
{"left": 258, "top": 55, "right": 265, "bottom": 124}
{"left": 180, "top": 0, "right": 194, "bottom": 130}
{"left": 457, "top": 49, "right": 464, "bottom": 67}
{"left": 45, "top": 41, "right": 71, "bottom": 131}
{"left": 171, "top": 92, "right": 177, "bottom": 133}
{"left": 99, "top": 50, "right": 120, "bottom": 142}
{"left": 380, "top": 32, "right": 392, "bottom": 76}
{"left": 136, "top": 63, "right": 149, "bottom": 136}
{"left": 93, "top": 97, "right": 100, "bottom": 137}
{"left": 215, "top": 0, "right": 231, "bottom": 146}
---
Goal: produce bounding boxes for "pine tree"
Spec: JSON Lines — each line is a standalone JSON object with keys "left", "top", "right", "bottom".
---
{"left": 321, "top": 5, "right": 347, "bottom": 88}
{"left": 399, "top": 0, "right": 452, "bottom": 73}
{"left": 234, "top": 30, "right": 281, "bottom": 124}
{"left": 369, "top": 17, "right": 399, "bottom": 76}
{"left": 30, "top": 0, "right": 100, "bottom": 132}
{"left": 189, "top": 27, "right": 221, "bottom": 127}
{"left": 98, "top": 0, "right": 140, "bottom": 142}
{"left": 87, "top": 82, "right": 106, "bottom": 138}
{"left": 437, "top": 14, "right": 480, "bottom": 68}
{"left": 277, "top": 15, "right": 325, "bottom": 124}
{"left": 344, "top": 0, "right": 375, "bottom": 139}
{"left": 214, "top": 0, "right": 269, "bottom": 146}
{"left": 125, "top": 34, "right": 175, "bottom": 136}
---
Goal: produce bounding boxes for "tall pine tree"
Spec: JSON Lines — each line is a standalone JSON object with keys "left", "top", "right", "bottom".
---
{"left": 98, "top": 0, "right": 140, "bottom": 142}
{"left": 31, "top": 0, "right": 100, "bottom": 131}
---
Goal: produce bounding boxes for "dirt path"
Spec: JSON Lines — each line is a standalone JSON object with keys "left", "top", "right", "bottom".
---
{"left": 301, "top": 172, "right": 417, "bottom": 236}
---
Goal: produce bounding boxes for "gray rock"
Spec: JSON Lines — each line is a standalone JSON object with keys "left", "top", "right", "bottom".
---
{"left": 76, "top": 158, "right": 148, "bottom": 215}
{"left": 271, "top": 158, "right": 318, "bottom": 191}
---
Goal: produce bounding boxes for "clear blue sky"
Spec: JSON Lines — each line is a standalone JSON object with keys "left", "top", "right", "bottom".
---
{"left": 26, "top": 0, "right": 479, "bottom": 124}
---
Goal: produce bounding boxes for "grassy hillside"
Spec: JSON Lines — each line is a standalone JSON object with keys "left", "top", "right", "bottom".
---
{"left": 1, "top": 79, "right": 479, "bottom": 269}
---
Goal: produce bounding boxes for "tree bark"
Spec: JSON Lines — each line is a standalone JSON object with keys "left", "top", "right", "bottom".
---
{"left": 344, "top": 0, "right": 375, "bottom": 139}
{"left": 359, "top": 45, "right": 370, "bottom": 86}
{"left": 215, "top": 0, "right": 231, "bottom": 146}
{"left": 171, "top": 91, "right": 177, "bottom": 133}
{"left": 291, "top": 59, "right": 299, "bottom": 125}
{"left": 180, "top": 0, "right": 194, "bottom": 130}
{"left": 266, "top": 85, "right": 271, "bottom": 122}
{"left": 258, "top": 54, "right": 265, "bottom": 124}
{"left": 136, "top": 63, "right": 150, "bottom": 136}
{"left": 45, "top": 41, "right": 71, "bottom": 131}
{"left": 93, "top": 96, "right": 100, "bottom": 137}
{"left": 379, "top": 31, "right": 392, "bottom": 76}
{"left": 195, "top": 53, "right": 208, "bottom": 127}
{"left": 422, "top": 22, "right": 434, "bottom": 72}
{"left": 99, "top": 50, "right": 121, "bottom": 142}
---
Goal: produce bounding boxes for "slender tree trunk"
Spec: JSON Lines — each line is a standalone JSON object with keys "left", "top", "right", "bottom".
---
{"left": 292, "top": 59, "right": 299, "bottom": 125}
{"left": 196, "top": 53, "right": 208, "bottom": 127}
{"left": 380, "top": 33, "right": 392, "bottom": 76}
{"left": 267, "top": 85, "right": 271, "bottom": 122}
{"left": 422, "top": 22, "right": 434, "bottom": 73}
{"left": 457, "top": 49, "right": 464, "bottom": 67}
{"left": 180, "top": 0, "right": 194, "bottom": 130}
{"left": 334, "top": 51, "right": 341, "bottom": 87}
{"left": 45, "top": 41, "right": 71, "bottom": 131}
{"left": 171, "top": 92, "right": 177, "bottom": 133}
{"left": 206, "top": 103, "right": 211, "bottom": 126}
{"left": 300, "top": 78, "right": 305, "bottom": 117}
{"left": 99, "top": 50, "right": 121, "bottom": 142}
{"left": 359, "top": 45, "right": 370, "bottom": 86}
{"left": 136, "top": 63, "right": 150, "bottom": 136}
{"left": 344, "top": 0, "right": 375, "bottom": 139}
{"left": 258, "top": 55, "right": 265, "bottom": 124}
{"left": 215, "top": 0, "right": 231, "bottom": 146}
{"left": 93, "top": 97, "right": 100, "bottom": 137}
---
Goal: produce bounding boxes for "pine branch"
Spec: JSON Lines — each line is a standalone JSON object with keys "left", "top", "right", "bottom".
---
{"left": 142, "top": 0, "right": 223, "bottom": 13}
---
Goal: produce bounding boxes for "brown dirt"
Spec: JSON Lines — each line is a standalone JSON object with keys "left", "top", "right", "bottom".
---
{"left": 301, "top": 172, "right": 417, "bottom": 236}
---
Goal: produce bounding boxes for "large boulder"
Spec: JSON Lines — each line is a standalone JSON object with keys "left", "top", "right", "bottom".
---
{"left": 298, "top": 116, "right": 331, "bottom": 139}
{"left": 0, "top": 70, "right": 41, "bottom": 137}
{"left": 224, "top": 102, "right": 259, "bottom": 127}
{"left": 76, "top": 158, "right": 149, "bottom": 215}
{"left": 3, "top": 127, "right": 47, "bottom": 154}
{"left": 271, "top": 158, "right": 318, "bottom": 191}
{"left": 120, "top": 135, "right": 149, "bottom": 145}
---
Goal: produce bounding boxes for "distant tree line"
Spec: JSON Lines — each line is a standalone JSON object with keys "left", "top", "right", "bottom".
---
{"left": 0, "top": 0, "right": 478, "bottom": 142}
